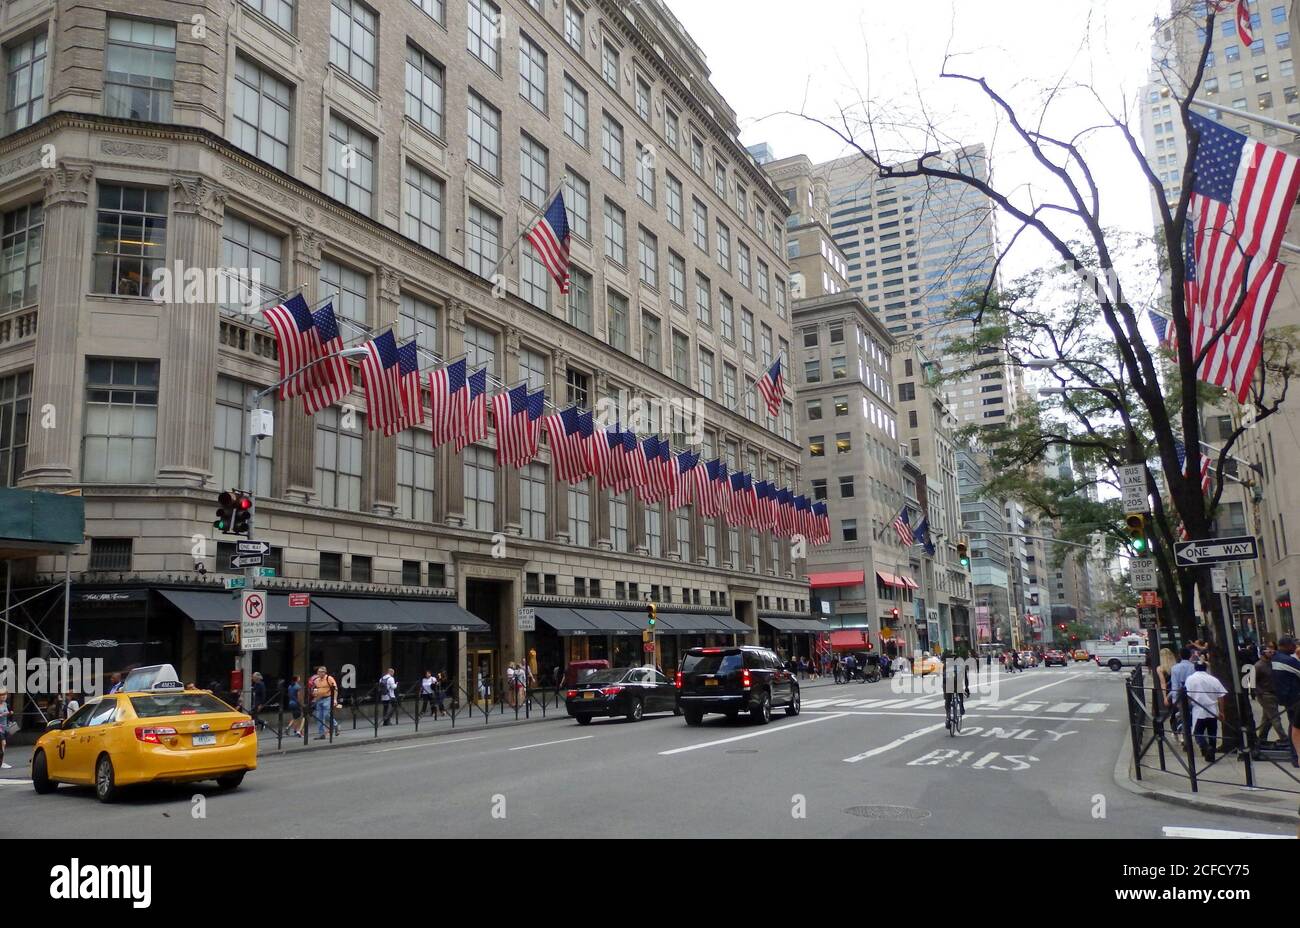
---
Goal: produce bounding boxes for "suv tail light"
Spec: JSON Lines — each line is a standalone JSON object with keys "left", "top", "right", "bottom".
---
{"left": 674, "top": 671, "right": 682, "bottom": 689}
{"left": 566, "top": 689, "right": 578, "bottom": 698}
{"left": 232, "top": 719, "right": 256, "bottom": 737}
{"left": 600, "top": 686, "right": 623, "bottom": 696}
{"left": 741, "top": 668, "right": 752, "bottom": 689}
{"left": 135, "top": 726, "right": 177, "bottom": 744}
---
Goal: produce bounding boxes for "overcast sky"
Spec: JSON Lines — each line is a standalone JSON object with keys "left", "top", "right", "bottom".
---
{"left": 669, "top": 0, "right": 1171, "bottom": 280}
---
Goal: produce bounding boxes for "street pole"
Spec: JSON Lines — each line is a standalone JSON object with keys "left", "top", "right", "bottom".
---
{"left": 240, "top": 384, "right": 260, "bottom": 716}
{"left": 303, "top": 599, "right": 312, "bottom": 746}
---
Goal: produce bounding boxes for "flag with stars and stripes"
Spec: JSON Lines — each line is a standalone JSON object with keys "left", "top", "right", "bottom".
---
{"left": 263, "top": 293, "right": 316, "bottom": 401}
{"left": 526, "top": 190, "right": 572, "bottom": 294}
{"left": 756, "top": 359, "right": 784, "bottom": 417}
{"left": 456, "top": 367, "right": 489, "bottom": 452}
{"left": 396, "top": 339, "right": 424, "bottom": 430}
{"left": 300, "top": 303, "right": 352, "bottom": 415}
{"left": 360, "top": 329, "right": 404, "bottom": 435}
{"left": 893, "top": 505, "right": 914, "bottom": 546}
{"left": 1175, "top": 438, "right": 1213, "bottom": 494}
{"left": 428, "top": 358, "right": 467, "bottom": 448}
{"left": 545, "top": 406, "right": 593, "bottom": 484}
{"left": 668, "top": 449, "right": 699, "bottom": 511}
{"left": 493, "top": 385, "right": 532, "bottom": 468}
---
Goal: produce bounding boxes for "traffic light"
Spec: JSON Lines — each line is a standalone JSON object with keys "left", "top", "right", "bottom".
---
{"left": 221, "top": 623, "right": 240, "bottom": 647}
{"left": 214, "top": 491, "right": 236, "bottom": 533}
{"left": 890, "top": 607, "right": 900, "bottom": 621}
{"left": 646, "top": 602, "right": 657, "bottom": 628}
{"left": 956, "top": 541, "right": 970, "bottom": 569}
{"left": 1124, "top": 513, "right": 1147, "bottom": 553}
{"left": 232, "top": 492, "right": 253, "bottom": 536}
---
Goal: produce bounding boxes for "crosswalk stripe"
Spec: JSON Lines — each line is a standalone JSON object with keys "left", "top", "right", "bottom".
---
{"left": 1014, "top": 703, "right": 1044, "bottom": 712}
{"left": 892, "top": 697, "right": 936, "bottom": 708}
{"left": 1162, "top": 826, "right": 1292, "bottom": 840}
{"left": 1077, "top": 703, "right": 1108, "bottom": 714}
{"left": 869, "top": 699, "right": 909, "bottom": 708}
{"left": 1045, "top": 702, "right": 1080, "bottom": 713}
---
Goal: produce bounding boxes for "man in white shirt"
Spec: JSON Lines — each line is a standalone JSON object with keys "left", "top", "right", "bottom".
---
{"left": 1185, "top": 663, "right": 1228, "bottom": 762}
{"left": 380, "top": 668, "right": 398, "bottom": 726}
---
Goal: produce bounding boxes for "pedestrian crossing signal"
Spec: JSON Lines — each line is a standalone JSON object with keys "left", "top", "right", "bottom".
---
{"left": 221, "top": 623, "right": 240, "bottom": 647}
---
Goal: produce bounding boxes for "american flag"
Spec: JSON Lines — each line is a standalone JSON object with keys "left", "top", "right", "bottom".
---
{"left": 1148, "top": 310, "right": 1173, "bottom": 348}
{"left": 263, "top": 293, "right": 315, "bottom": 400}
{"left": 794, "top": 495, "right": 812, "bottom": 539}
{"left": 756, "top": 359, "right": 784, "bottom": 417}
{"left": 706, "top": 459, "right": 729, "bottom": 518}
{"left": 456, "top": 367, "right": 489, "bottom": 451}
{"left": 526, "top": 190, "right": 572, "bottom": 294}
{"left": 428, "top": 358, "right": 467, "bottom": 447}
{"left": 360, "top": 330, "right": 404, "bottom": 435}
{"left": 668, "top": 450, "right": 699, "bottom": 511}
{"left": 546, "top": 406, "right": 592, "bottom": 483}
{"left": 1223, "top": 0, "right": 1253, "bottom": 47}
{"left": 686, "top": 455, "right": 711, "bottom": 513}
{"left": 593, "top": 426, "right": 631, "bottom": 492}
{"left": 301, "top": 303, "right": 351, "bottom": 415}
{"left": 775, "top": 487, "right": 793, "bottom": 536}
{"left": 893, "top": 506, "right": 914, "bottom": 546}
{"left": 634, "top": 436, "right": 662, "bottom": 502}
{"left": 396, "top": 339, "right": 424, "bottom": 430}
{"left": 1175, "top": 438, "right": 1213, "bottom": 494}
{"left": 812, "top": 501, "right": 830, "bottom": 545}
{"left": 753, "top": 480, "right": 775, "bottom": 532}
{"left": 523, "top": 389, "right": 546, "bottom": 465}
{"left": 1184, "top": 112, "right": 1300, "bottom": 402}
{"left": 493, "top": 385, "right": 532, "bottom": 468}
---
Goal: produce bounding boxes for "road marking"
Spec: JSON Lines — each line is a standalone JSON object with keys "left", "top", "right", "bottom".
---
{"left": 659, "top": 712, "right": 849, "bottom": 756}
{"left": 1077, "top": 703, "right": 1108, "bottom": 714}
{"left": 1011, "top": 703, "right": 1044, "bottom": 712}
{"left": 509, "top": 735, "right": 594, "bottom": 751}
{"left": 1045, "top": 702, "right": 1080, "bottom": 713}
{"left": 0, "top": 778, "right": 32, "bottom": 786}
{"left": 843, "top": 723, "right": 947, "bottom": 763}
{"left": 987, "top": 675, "right": 1081, "bottom": 707}
{"left": 365, "top": 735, "right": 488, "bottom": 754}
{"left": 806, "top": 709, "right": 1106, "bottom": 723}
{"left": 1162, "top": 826, "right": 1292, "bottom": 840}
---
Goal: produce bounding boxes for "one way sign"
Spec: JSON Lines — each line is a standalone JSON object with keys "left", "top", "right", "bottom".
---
{"left": 236, "top": 540, "right": 270, "bottom": 555}
{"left": 1174, "top": 535, "right": 1258, "bottom": 567}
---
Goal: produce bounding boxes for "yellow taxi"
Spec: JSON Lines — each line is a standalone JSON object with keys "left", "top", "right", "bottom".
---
{"left": 912, "top": 653, "right": 943, "bottom": 675}
{"left": 31, "top": 665, "right": 257, "bottom": 802}
{"left": 1072, "top": 649, "right": 1090, "bottom": 662}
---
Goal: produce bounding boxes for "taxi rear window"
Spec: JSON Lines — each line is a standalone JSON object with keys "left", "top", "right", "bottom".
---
{"left": 129, "top": 693, "right": 233, "bottom": 718}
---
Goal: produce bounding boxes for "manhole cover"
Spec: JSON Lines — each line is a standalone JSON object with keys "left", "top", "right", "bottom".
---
{"left": 844, "top": 805, "right": 931, "bottom": 821}
{"left": 726, "top": 749, "right": 759, "bottom": 754}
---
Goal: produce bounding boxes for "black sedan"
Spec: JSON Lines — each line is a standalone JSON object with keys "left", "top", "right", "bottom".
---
{"left": 565, "top": 667, "right": 680, "bottom": 724}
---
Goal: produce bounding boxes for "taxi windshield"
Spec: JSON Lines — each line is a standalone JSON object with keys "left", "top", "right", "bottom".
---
{"left": 129, "top": 693, "right": 233, "bottom": 718}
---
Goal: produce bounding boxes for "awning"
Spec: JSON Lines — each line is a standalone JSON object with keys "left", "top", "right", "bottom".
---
{"left": 760, "top": 615, "right": 831, "bottom": 634}
{"left": 655, "top": 612, "right": 717, "bottom": 634}
{"left": 157, "top": 589, "right": 338, "bottom": 632}
{"left": 572, "top": 608, "right": 642, "bottom": 635}
{"left": 364, "top": 599, "right": 490, "bottom": 632}
{"left": 711, "top": 614, "right": 755, "bottom": 635}
{"left": 808, "top": 570, "right": 865, "bottom": 589}
{"left": 899, "top": 575, "right": 919, "bottom": 590}
{"left": 829, "top": 629, "right": 872, "bottom": 650}
{"left": 531, "top": 607, "right": 598, "bottom": 637}
{"left": 876, "top": 571, "right": 918, "bottom": 590}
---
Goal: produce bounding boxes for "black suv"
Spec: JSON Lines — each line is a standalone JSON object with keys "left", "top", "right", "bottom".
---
{"left": 676, "top": 646, "right": 800, "bottom": 725}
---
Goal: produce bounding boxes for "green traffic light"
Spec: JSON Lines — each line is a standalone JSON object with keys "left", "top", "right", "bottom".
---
{"left": 1131, "top": 538, "right": 1147, "bottom": 553}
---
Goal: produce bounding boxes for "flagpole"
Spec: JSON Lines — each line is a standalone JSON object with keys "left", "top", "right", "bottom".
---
{"left": 487, "top": 173, "right": 570, "bottom": 284}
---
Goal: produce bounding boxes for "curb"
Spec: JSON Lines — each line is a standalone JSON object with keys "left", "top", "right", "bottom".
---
{"left": 257, "top": 710, "right": 568, "bottom": 757}
{"left": 1112, "top": 724, "right": 1300, "bottom": 826}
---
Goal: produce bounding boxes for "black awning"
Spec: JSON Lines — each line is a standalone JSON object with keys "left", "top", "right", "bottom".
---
{"left": 759, "top": 614, "right": 829, "bottom": 634}
{"left": 713, "top": 614, "right": 755, "bottom": 635}
{"left": 655, "top": 612, "right": 718, "bottom": 634}
{"left": 157, "top": 589, "right": 338, "bottom": 632}
{"left": 309, "top": 597, "right": 490, "bottom": 632}
{"left": 572, "top": 608, "right": 641, "bottom": 635}
{"left": 532, "top": 607, "right": 598, "bottom": 637}
{"left": 423, "top": 601, "right": 491, "bottom": 632}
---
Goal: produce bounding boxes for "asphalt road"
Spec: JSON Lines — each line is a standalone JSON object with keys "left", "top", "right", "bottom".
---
{"left": 2, "top": 663, "right": 1293, "bottom": 838}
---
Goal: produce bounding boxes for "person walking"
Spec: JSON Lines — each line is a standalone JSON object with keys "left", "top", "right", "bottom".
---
{"left": 1271, "top": 636, "right": 1300, "bottom": 756}
{"left": 420, "top": 670, "right": 437, "bottom": 717}
{"left": 1185, "top": 661, "right": 1228, "bottom": 762}
{"left": 1155, "top": 647, "right": 1177, "bottom": 724}
{"left": 1252, "top": 643, "right": 1288, "bottom": 746}
{"left": 286, "top": 675, "right": 304, "bottom": 738}
{"left": 0, "top": 688, "right": 12, "bottom": 769}
{"left": 250, "top": 672, "right": 267, "bottom": 731}
{"left": 435, "top": 671, "right": 449, "bottom": 718}
{"left": 310, "top": 666, "right": 338, "bottom": 738}
{"left": 380, "top": 668, "right": 398, "bottom": 725}
{"left": 831, "top": 655, "right": 842, "bottom": 684}
{"left": 1169, "top": 646, "right": 1197, "bottom": 734}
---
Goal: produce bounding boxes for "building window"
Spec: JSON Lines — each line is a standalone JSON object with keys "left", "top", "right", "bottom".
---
{"left": 521, "top": 242, "right": 550, "bottom": 311}
{"left": 668, "top": 251, "right": 686, "bottom": 308}
{"left": 740, "top": 308, "right": 754, "bottom": 356}
{"left": 244, "top": 0, "right": 296, "bottom": 30}
{"left": 601, "top": 112, "right": 624, "bottom": 178}
{"left": 722, "top": 363, "right": 737, "bottom": 408}
{"left": 609, "top": 492, "right": 629, "bottom": 551}
{"left": 638, "top": 227, "right": 658, "bottom": 288}
{"left": 603, "top": 199, "right": 626, "bottom": 265}
{"left": 738, "top": 242, "right": 751, "bottom": 289}
{"left": 672, "top": 330, "right": 690, "bottom": 384}
{"left": 693, "top": 198, "right": 708, "bottom": 250}
{"left": 104, "top": 18, "right": 174, "bottom": 121}
{"left": 636, "top": 144, "right": 656, "bottom": 205}
{"left": 464, "top": 445, "right": 495, "bottom": 530}
{"left": 314, "top": 406, "right": 362, "bottom": 510}
{"left": 808, "top": 435, "right": 824, "bottom": 457}
{"left": 5, "top": 32, "right": 46, "bottom": 132}
{"left": 676, "top": 512, "right": 692, "bottom": 562}
{"left": 326, "top": 115, "right": 375, "bottom": 214}
{"left": 396, "top": 427, "right": 436, "bottom": 521}
{"left": 466, "top": 202, "right": 502, "bottom": 278}
{"left": 221, "top": 213, "right": 282, "bottom": 314}
{"left": 566, "top": 367, "right": 589, "bottom": 407}
{"left": 518, "top": 32, "right": 547, "bottom": 112}
{"left": 602, "top": 40, "right": 620, "bottom": 90}
{"left": 564, "top": 3, "right": 584, "bottom": 52}
{"left": 699, "top": 349, "right": 714, "bottom": 399}
{"left": 214, "top": 376, "right": 272, "bottom": 496}
{"left": 1, "top": 201, "right": 43, "bottom": 310}
{"left": 757, "top": 260, "right": 770, "bottom": 304}
{"left": 401, "top": 163, "right": 445, "bottom": 253}
{"left": 666, "top": 172, "right": 683, "bottom": 229}
{"left": 704, "top": 522, "right": 717, "bottom": 566}
{"left": 320, "top": 258, "right": 368, "bottom": 324}
{"left": 467, "top": 0, "right": 501, "bottom": 70}
{"left": 467, "top": 91, "right": 501, "bottom": 177}
{"left": 231, "top": 56, "right": 291, "bottom": 171}
{"left": 319, "top": 552, "right": 342, "bottom": 581}
{"left": 519, "top": 133, "right": 549, "bottom": 207}
{"left": 463, "top": 322, "right": 496, "bottom": 377}
{"left": 568, "top": 268, "right": 592, "bottom": 332}
{"left": 520, "top": 463, "right": 547, "bottom": 539}
{"left": 839, "top": 475, "right": 855, "bottom": 498}
{"left": 563, "top": 76, "right": 588, "bottom": 146}
{"left": 804, "top": 360, "right": 820, "bottom": 383}
{"left": 641, "top": 311, "right": 662, "bottom": 368}
{"left": 691, "top": 134, "right": 704, "bottom": 175}
{"left": 405, "top": 44, "right": 445, "bottom": 137}
{"left": 564, "top": 171, "right": 590, "bottom": 240}
{"left": 811, "top": 478, "right": 826, "bottom": 499}
{"left": 402, "top": 560, "right": 422, "bottom": 585}
{"left": 0, "top": 370, "right": 31, "bottom": 487}
{"left": 89, "top": 538, "right": 132, "bottom": 572}
{"left": 831, "top": 356, "right": 847, "bottom": 379}
{"left": 716, "top": 221, "right": 731, "bottom": 270}
{"left": 607, "top": 288, "right": 629, "bottom": 352}
{"left": 568, "top": 479, "right": 591, "bottom": 545}
{"left": 664, "top": 105, "right": 679, "bottom": 148}
{"left": 82, "top": 359, "right": 158, "bottom": 483}
{"left": 350, "top": 555, "right": 372, "bottom": 582}
{"left": 719, "top": 292, "right": 734, "bottom": 342}
{"left": 761, "top": 324, "right": 773, "bottom": 365}
{"left": 695, "top": 272, "right": 712, "bottom": 328}
{"left": 836, "top": 432, "right": 851, "bottom": 454}
{"left": 93, "top": 185, "right": 167, "bottom": 297}
{"left": 842, "top": 519, "right": 857, "bottom": 543}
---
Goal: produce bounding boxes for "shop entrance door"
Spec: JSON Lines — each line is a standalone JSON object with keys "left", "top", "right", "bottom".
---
{"left": 469, "top": 649, "right": 496, "bottom": 707}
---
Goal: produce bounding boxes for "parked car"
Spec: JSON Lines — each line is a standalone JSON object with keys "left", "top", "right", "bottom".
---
{"left": 565, "top": 666, "right": 678, "bottom": 724}
{"left": 562, "top": 660, "right": 610, "bottom": 688}
{"left": 676, "top": 646, "right": 800, "bottom": 725}
{"left": 1018, "top": 651, "right": 1039, "bottom": 668}
{"left": 1043, "top": 650, "right": 1068, "bottom": 667}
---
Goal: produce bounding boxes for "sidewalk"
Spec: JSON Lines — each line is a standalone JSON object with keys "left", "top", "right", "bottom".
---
{"left": 1114, "top": 727, "right": 1300, "bottom": 827}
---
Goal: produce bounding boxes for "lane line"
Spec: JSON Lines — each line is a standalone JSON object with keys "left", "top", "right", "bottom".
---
{"left": 843, "top": 723, "right": 947, "bottom": 762}
{"left": 658, "top": 712, "right": 849, "bottom": 756}
{"left": 804, "top": 709, "right": 1105, "bottom": 723}
{"left": 365, "top": 735, "right": 488, "bottom": 754}
{"left": 1077, "top": 703, "right": 1108, "bottom": 714}
{"left": 509, "top": 735, "right": 594, "bottom": 751}
{"left": 1046, "top": 702, "right": 1080, "bottom": 713}
{"left": 1162, "top": 826, "right": 1292, "bottom": 840}
{"left": 986, "top": 674, "right": 1082, "bottom": 706}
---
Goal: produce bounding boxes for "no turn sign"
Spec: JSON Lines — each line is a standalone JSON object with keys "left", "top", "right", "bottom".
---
{"left": 240, "top": 589, "right": 267, "bottom": 651}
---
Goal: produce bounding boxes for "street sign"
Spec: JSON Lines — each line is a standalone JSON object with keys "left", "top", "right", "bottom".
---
{"left": 289, "top": 593, "right": 310, "bottom": 607}
{"left": 230, "top": 553, "right": 263, "bottom": 569}
{"left": 1131, "top": 557, "right": 1157, "bottom": 591}
{"left": 643, "top": 641, "right": 656, "bottom": 653}
{"left": 517, "top": 607, "right": 535, "bottom": 632}
{"left": 1120, "top": 464, "right": 1148, "bottom": 513}
{"left": 240, "top": 589, "right": 267, "bottom": 651}
{"left": 223, "top": 576, "right": 246, "bottom": 591}
{"left": 1174, "top": 535, "right": 1259, "bottom": 566}
{"left": 1139, "top": 591, "right": 1162, "bottom": 608}
{"left": 257, "top": 567, "right": 276, "bottom": 578}
{"left": 236, "top": 540, "right": 270, "bottom": 555}
{"left": 1211, "top": 567, "right": 1227, "bottom": 593}
{"left": 1138, "top": 605, "right": 1158, "bottom": 629}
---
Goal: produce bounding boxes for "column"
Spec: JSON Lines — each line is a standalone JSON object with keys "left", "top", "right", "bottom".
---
{"left": 157, "top": 175, "right": 227, "bottom": 486}
{"left": 23, "top": 162, "right": 94, "bottom": 486}
{"left": 279, "top": 226, "right": 322, "bottom": 503}
{"left": 440, "top": 299, "right": 466, "bottom": 527}
{"left": 367, "top": 268, "right": 401, "bottom": 515}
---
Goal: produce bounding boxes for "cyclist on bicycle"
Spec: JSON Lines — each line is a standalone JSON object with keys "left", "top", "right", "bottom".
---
{"left": 941, "top": 651, "right": 970, "bottom": 731}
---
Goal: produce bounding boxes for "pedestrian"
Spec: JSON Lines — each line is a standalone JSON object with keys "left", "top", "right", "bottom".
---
{"left": 250, "top": 672, "right": 267, "bottom": 731}
{"left": 286, "top": 675, "right": 303, "bottom": 737}
{"left": 0, "top": 687, "right": 12, "bottom": 769}
{"left": 420, "top": 670, "right": 437, "bottom": 717}
{"left": 1155, "top": 647, "right": 1177, "bottom": 722}
{"left": 1184, "top": 661, "right": 1227, "bottom": 762}
{"left": 379, "top": 667, "right": 398, "bottom": 725}
{"left": 107, "top": 672, "right": 123, "bottom": 695}
{"left": 1169, "top": 646, "right": 1196, "bottom": 734}
{"left": 310, "top": 666, "right": 339, "bottom": 738}
{"left": 1010, "top": 651, "right": 1021, "bottom": 674}
{"left": 844, "top": 652, "right": 857, "bottom": 683}
{"left": 1271, "top": 636, "right": 1300, "bottom": 753}
{"left": 831, "top": 655, "right": 841, "bottom": 684}
{"left": 61, "top": 691, "right": 80, "bottom": 720}
{"left": 435, "top": 671, "right": 448, "bottom": 718}
{"left": 1253, "top": 643, "right": 1288, "bottom": 746}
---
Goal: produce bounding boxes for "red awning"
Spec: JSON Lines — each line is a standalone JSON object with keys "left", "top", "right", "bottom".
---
{"left": 830, "top": 629, "right": 871, "bottom": 651}
{"left": 876, "top": 571, "right": 919, "bottom": 590}
{"left": 808, "top": 570, "right": 866, "bottom": 589}
{"left": 899, "top": 575, "right": 919, "bottom": 590}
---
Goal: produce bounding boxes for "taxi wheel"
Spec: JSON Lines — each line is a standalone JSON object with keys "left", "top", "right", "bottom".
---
{"left": 94, "top": 754, "right": 119, "bottom": 804}
{"left": 31, "top": 750, "right": 57, "bottom": 794}
{"left": 216, "top": 771, "right": 245, "bottom": 791}
{"left": 575, "top": 715, "right": 593, "bottom": 725}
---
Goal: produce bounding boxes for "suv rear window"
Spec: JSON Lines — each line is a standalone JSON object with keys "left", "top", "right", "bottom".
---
{"left": 682, "top": 652, "right": 743, "bottom": 675}
{"left": 129, "top": 693, "right": 235, "bottom": 718}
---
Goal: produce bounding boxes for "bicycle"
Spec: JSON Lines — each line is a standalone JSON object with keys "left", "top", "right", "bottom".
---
{"left": 945, "top": 692, "right": 965, "bottom": 735}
